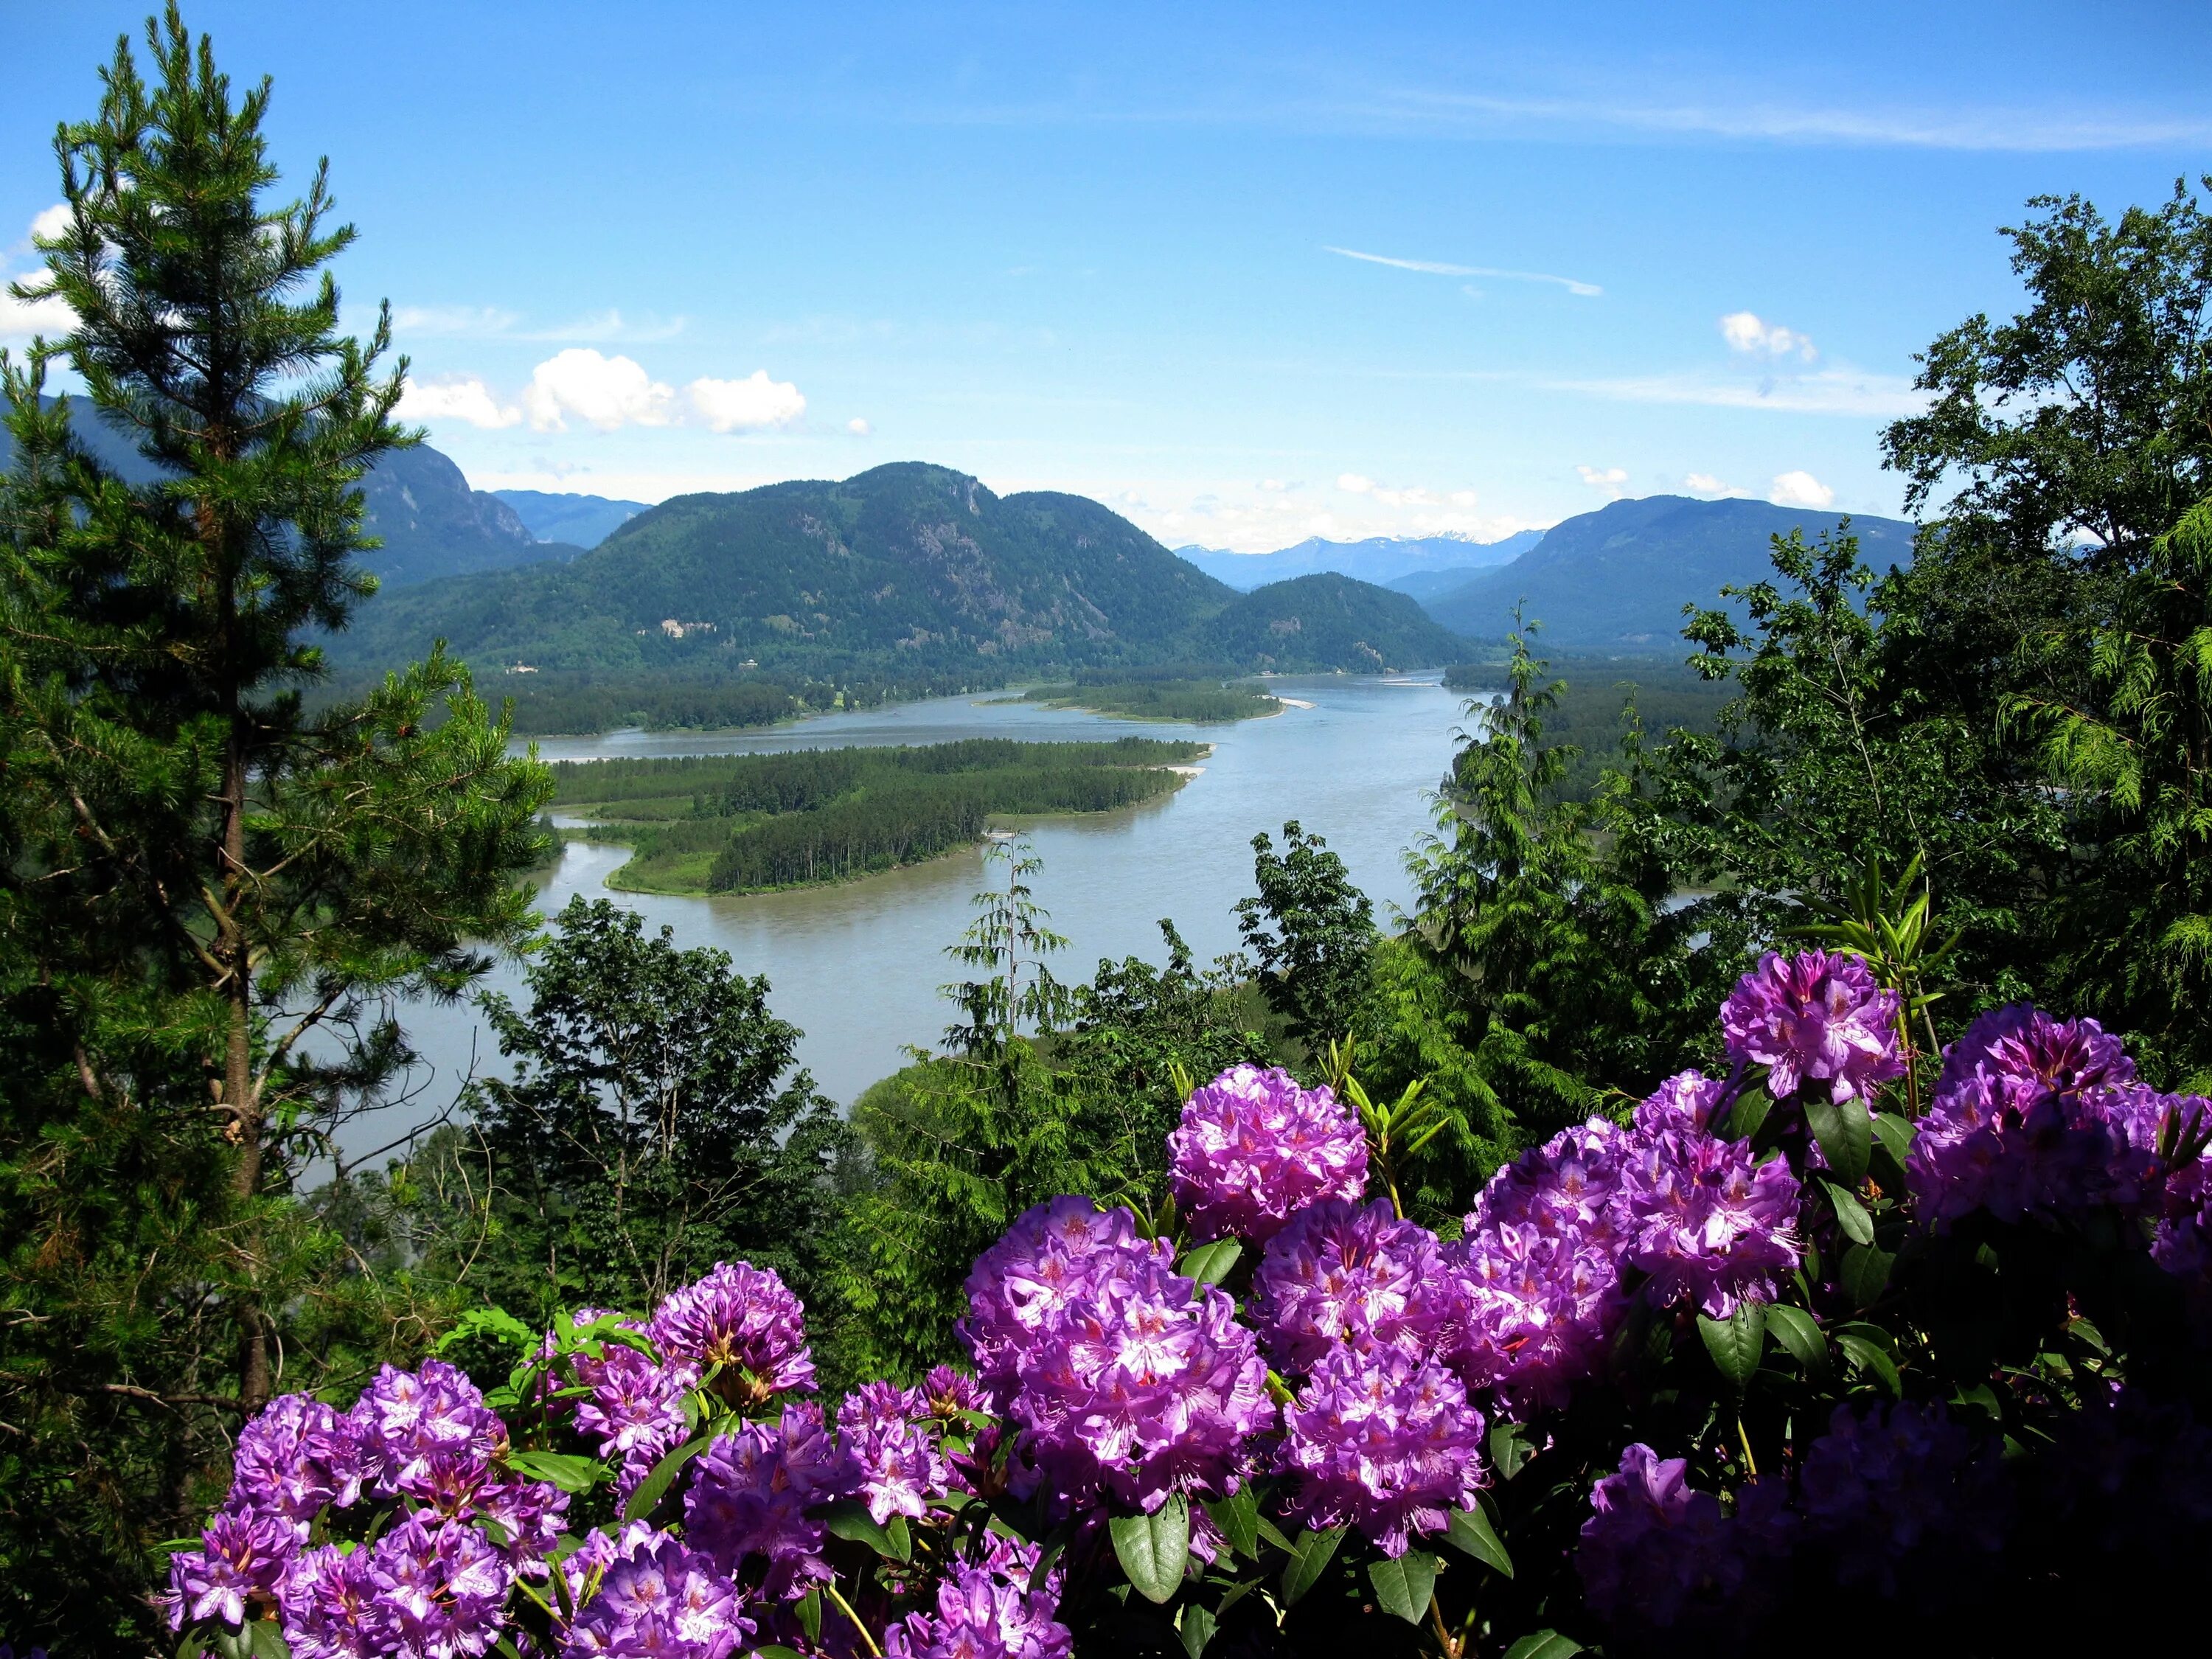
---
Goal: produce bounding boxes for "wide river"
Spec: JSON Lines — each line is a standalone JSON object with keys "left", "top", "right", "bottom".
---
{"left": 366, "top": 673, "right": 1486, "bottom": 1163}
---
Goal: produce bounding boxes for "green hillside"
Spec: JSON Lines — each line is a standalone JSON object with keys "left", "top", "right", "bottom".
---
{"left": 330, "top": 462, "right": 1465, "bottom": 684}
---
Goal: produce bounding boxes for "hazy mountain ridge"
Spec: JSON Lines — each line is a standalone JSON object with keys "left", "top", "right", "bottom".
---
{"left": 494, "top": 489, "right": 649, "bottom": 549}
{"left": 1178, "top": 529, "right": 1541, "bottom": 591}
{"left": 1420, "top": 495, "right": 1919, "bottom": 647}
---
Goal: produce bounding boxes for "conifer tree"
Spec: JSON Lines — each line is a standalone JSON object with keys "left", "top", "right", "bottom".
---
{"left": 0, "top": 10, "right": 549, "bottom": 1635}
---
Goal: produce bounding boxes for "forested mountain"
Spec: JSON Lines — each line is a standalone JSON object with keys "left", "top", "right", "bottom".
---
{"left": 333, "top": 462, "right": 1467, "bottom": 678}
{"left": 494, "top": 488, "right": 648, "bottom": 548}
{"left": 1419, "top": 494, "right": 1918, "bottom": 645}
{"left": 1178, "top": 529, "right": 1540, "bottom": 591}
{"left": 0, "top": 397, "right": 583, "bottom": 585}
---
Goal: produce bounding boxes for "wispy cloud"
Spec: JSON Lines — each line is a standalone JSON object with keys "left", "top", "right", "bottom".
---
{"left": 1324, "top": 245, "right": 1601, "bottom": 296}
{"left": 1545, "top": 366, "right": 1926, "bottom": 419}
{"left": 387, "top": 305, "right": 686, "bottom": 343}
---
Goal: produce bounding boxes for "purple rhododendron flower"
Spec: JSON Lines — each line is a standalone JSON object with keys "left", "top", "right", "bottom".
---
{"left": 1166, "top": 1064, "right": 1368, "bottom": 1245}
{"left": 573, "top": 1340, "right": 701, "bottom": 1506}
{"left": 970, "top": 1206, "right": 1272, "bottom": 1517}
{"left": 1633, "top": 1071, "right": 1730, "bottom": 1138}
{"left": 563, "top": 1528, "right": 753, "bottom": 1659}
{"left": 1619, "top": 1128, "right": 1801, "bottom": 1318}
{"left": 231, "top": 1394, "right": 367, "bottom": 1530}
{"left": 279, "top": 1543, "right": 380, "bottom": 1659}
{"left": 885, "top": 1540, "right": 1072, "bottom": 1659}
{"left": 1797, "top": 1402, "right": 2007, "bottom": 1601}
{"left": 1278, "top": 1343, "right": 1485, "bottom": 1557}
{"left": 1906, "top": 1006, "right": 2156, "bottom": 1227}
{"left": 839, "top": 1382, "right": 953, "bottom": 1523}
{"left": 956, "top": 1197, "right": 1167, "bottom": 1398}
{"left": 922, "top": 1363, "right": 991, "bottom": 1418}
{"left": 1443, "top": 1222, "right": 1625, "bottom": 1413}
{"left": 1722, "top": 950, "right": 1905, "bottom": 1102}
{"left": 1251, "top": 1197, "right": 1451, "bottom": 1374}
{"left": 352, "top": 1360, "right": 507, "bottom": 1496}
{"left": 368, "top": 1514, "right": 512, "bottom": 1659}
{"left": 1576, "top": 1445, "right": 1742, "bottom": 1630}
{"left": 684, "top": 1402, "right": 860, "bottom": 1600}
{"left": 1474, "top": 1119, "right": 1632, "bottom": 1251}
{"left": 165, "top": 1504, "right": 295, "bottom": 1630}
{"left": 648, "top": 1261, "right": 815, "bottom": 1402}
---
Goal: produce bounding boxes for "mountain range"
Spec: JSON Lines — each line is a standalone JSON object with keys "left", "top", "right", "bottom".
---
{"left": 333, "top": 462, "right": 1465, "bottom": 680}
{"left": 1176, "top": 530, "right": 1540, "bottom": 591}
{"left": 1418, "top": 495, "right": 1918, "bottom": 647}
{"left": 494, "top": 489, "right": 647, "bottom": 549}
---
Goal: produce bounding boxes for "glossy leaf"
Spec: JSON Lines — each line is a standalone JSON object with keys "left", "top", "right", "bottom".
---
{"left": 1825, "top": 1179, "right": 1876, "bottom": 1245}
{"left": 752, "top": 1649, "right": 807, "bottom": 1659}
{"left": 1723, "top": 1092, "right": 1772, "bottom": 1142}
{"left": 1029, "top": 1537, "right": 1066, "bottom": 1595}
{"left": 1441, "top": 1505, "right": 1513, "bottom": 1576}
{"left": 1698, "top": 1300, "right": 1769, "bottom": 1389}
{"left": 1871, "top": 1111, "right": 1916, "bottom": 1168}
{"left": 1837, "top": 1332, "right": 1902, "bottom": 1396}
{"left": 622, "top": 1436, "right": 710, "bottom": 1524}
{"left": 1839, "top": 1242, "right": 1894, "bottom": 1309}
{"left": 1111, "top": 1495, "right": 1191, "bottom": 1604}
{"left": 1203, "top": 1486, "right": 1260, "bottom": 1561}
{"left": 1179, "top": 1239, "right": 1243, "bottom": 1287}
{"left": 821, "top": 1498, "right": 902, "bottom": 1558}
{"left": 504, "top": 1450, "right": 605, "bottom": 1494}
{"left": 1489, "top": 1419, "right": 1534, "bottom": 1481}
{"left": 1368, "top": 1549, "right": 1439, "bottom": 1624}
{"left": 1179, "top": 1604, "right": 1219, "bottom": 1659}
{"left": 1763, "top": 1304, "right": 1828, "bottom": 1375}
{"left": 796, "top": 1590, "right": 822, "bottom": 1646}
{"left": 1502, "top": 1632, "right": 1584, "bottom": 1659}
{"left": 1806, "top": 1096, "right": 1872, "bottom": 1186}
{"left": 1279, "top": 1524, "right": 1347, "bottom": 1606}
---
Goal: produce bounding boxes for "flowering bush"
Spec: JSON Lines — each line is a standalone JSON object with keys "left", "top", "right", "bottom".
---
{"left": 165, "top": 956, "right": 2212, "bottom": 1659}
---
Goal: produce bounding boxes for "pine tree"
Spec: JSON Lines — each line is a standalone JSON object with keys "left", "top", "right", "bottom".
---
{"left": 0, "top": 10, "right": 550, "bottom": 1638}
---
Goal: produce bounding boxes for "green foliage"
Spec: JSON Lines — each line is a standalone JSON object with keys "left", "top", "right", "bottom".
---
{"left": 1236, "top": 821, "right": 1378, "bottom": 1052}
{"left": 0, "top": 13, "right": 548, "bottom": 1640}
{"left": 397, "top": 897, "right": 848, "bottom": 1325}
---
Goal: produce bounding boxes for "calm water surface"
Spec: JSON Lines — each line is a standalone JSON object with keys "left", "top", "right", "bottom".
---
{"left": 368, "top": 674, "right": 1488, "bottom": 1160}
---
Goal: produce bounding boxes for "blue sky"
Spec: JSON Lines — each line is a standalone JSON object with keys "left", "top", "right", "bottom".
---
{"left": 4, "top": 1, "right": 2207, "bottom": 550}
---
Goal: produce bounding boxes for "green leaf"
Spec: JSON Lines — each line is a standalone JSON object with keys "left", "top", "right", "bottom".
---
{"left": 1178, "top": 1238, "right": 1243, "bottom": 1287}
{"left": 1279, "top": 1524, "right": 1347, "bottom": 1606}
{"left": 820, "top": 1498, "right": 902, "bottom": 1559}
{"left": 1367, "top": 1549, "right": 1439, "bottom": 1624}
{"left": 1697, "top": 1300, "right": 1769, "bottom": 1389}
{"left": 751, "top": 1649, "right": 807, "bottom": 1659}
{"left": 1839, "top": 1242, "right": 1895, "bottom": 1309}
{"left": 504, "top": 1450, "right": 605, "bottom": 1494}
{"left": 1763, "top": 1304, "right": 1829, "bottom": 1375}
{"left": 1203, "top": 1486, "right": 1260, "bottom": 1561}
{"left": 796, "top": 1587, "right": 822, "bottom": 1645}
{"left": 1836, "top": 1332, "right": 1902, "bottom": 1396}
{"left": 1871, "top": 1110, "right": 1916, "bottom": 1168}
{"left": 1441, "top": 1506, "right": 1512, "bottom": 1576}
{"left": 1502, "top": 1631, "right": 1585, "bottom": 1659}
{"left": 247, "top": 1624, "right": 292, "bottom": 1659}
{"left": 1255, "top": 1514, "right": 1295, "bottom": 1553}
{"left": 1806, "top": 1096, "right": 1872, "bottom": 1186}
{"left": 1110, "top": 1495, "right": 1191, "bottom": 1604}
{"left": 622, "top": 1435, "right": 710, "bottom": 1523}
{"left": 1178, "top": 1604, "right": 1219, "bottom": 1659}
{"left": 1028, "top": 1537, "right": 1065, "bottom": 1594}
{"left": 1488, "top": 1419, "right": 1534, "bottom": 1481}
{"left": 1824, "top": 1179, "right": 1876, "bottom": 1245}
{"left": 1722, "top": 1092, "right": 1771, "bottom": 1142}
{"left": 886, "top": 1514, "right": 912, "bottom": 1561}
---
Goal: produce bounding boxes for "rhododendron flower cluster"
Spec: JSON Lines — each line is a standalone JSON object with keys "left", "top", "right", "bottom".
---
{"left": 648, "top": 1259, "right": 817, "bottom": 1399}
{"left": 886, "top": 1537, "right": 1073, "bottom": 1659}
{"left": 1167, "top": 1064, "right": 1368, "bottom": 1243}
{"left": 840, "top": 1381, "right": 956, "bottom": 1522}
{"left": 562, "top": 1528, "right": 753, "bottom": 1659}
{"left": 1722, "top": 948, "right": 1905, "bottom": 1102}
{"left": 1278, "top": 1345, "right": 1486, "bottom": 1555}
{"left": 1576, "top": 1444, "right": 1781, "bottom": 1632}
{"left": 1250, "top": 1197, "right": 1451, "bottom": 1374}
{"left": 684, "top": 1401, "right": 861, "bottom": 1600}
{"left": 958, "top": 1196, "right": 1271, "bottom": 1514}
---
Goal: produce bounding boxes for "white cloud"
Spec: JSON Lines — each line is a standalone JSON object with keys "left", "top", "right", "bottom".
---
{"left": 527, "top": 308, "right": 687, "bottom": 344}
{"left": 1771, "top": 470, "right": 1835, "bottom": 508}
{"left": 1545, "top": 367, "right": 1926, "bottom": 418}
{"left": 0, "top": 286, "right": 74, "bottom": 341}
{"left": 392, "top": 304, "right": 521, "bottom": 336}
{"left": 524, "top": 349, "right": 676, "bottom": 431}
{"left": 1684, "top": 472, "right": 1748, "bottom": 498}
{"left": 1577, "top": 465, "right": 1630, "bottom": 497}
{"left": 687, "top": 369, "right": 805, "bottom": 432}
{"left": 1323, "top": 244, "right": 1601, "bottom": 297}
{"left": 28, "top": 204, "right": 69, "bottom": 243}
{"left": 397, "top": 375, "right": 521, "bottom": 428}
{"left": 1338, "top": 473, "right": 1376, "bottom": 494}
{"left": 1720, "top": 310, "right": 1816, "bottom": 360}
{"left": 846, "top": 417, "right": 872, "bottom": 437}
